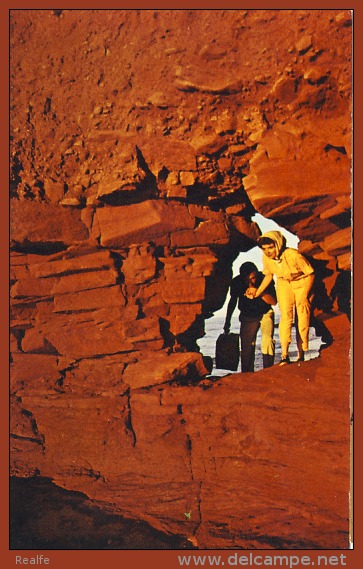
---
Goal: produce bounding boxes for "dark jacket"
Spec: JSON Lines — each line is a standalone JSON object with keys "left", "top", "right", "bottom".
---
{"left": 230, "top": 272, "right": 276, "bottom": 320}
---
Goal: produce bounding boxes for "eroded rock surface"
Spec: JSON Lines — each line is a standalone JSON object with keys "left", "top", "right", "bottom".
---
{"left": 10, "top": 9, "right": 352, "bottom": 549}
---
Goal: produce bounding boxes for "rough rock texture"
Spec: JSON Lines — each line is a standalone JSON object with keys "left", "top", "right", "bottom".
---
{"left": 10, "top": 9, "right": 352, "bottom": 549}
{"left": 11, "top": 315, "right": 351, "bottom": 550}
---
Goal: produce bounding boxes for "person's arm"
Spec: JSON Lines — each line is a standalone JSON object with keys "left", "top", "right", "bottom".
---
{"left": 299, "top": 273, "right": 315, "bottom": 301}
{"left": 246, "top": 274, "right": 273, "bottom": 299}
{"left": 261, "top": 288, "right": 277, "bottom": 306}
{"left": 224, "top": 294, "right": 237, "bottom": 333}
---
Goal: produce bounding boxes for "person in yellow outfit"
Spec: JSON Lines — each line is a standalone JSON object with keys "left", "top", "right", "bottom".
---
{"left": 246, "top": 231, "right": 315, "bottom": 366}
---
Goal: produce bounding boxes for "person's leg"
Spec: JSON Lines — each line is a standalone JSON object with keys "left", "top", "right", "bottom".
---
{"left": 276, "top": 279, "right": 295, "bottom": 363}
{"left": 262, "top": 354, "right": 274, "bottom": 368}
{"left": 260, "top": 309, "right": 275, "bottom": 368}
{"left": 293, "top": 282, "right": 312, "bottom": 356}
{"left": 295, "top": 312, "right": 304, "bottom": 360}
{"left": 240, "top": 318, "right": 260, "bottom": 372}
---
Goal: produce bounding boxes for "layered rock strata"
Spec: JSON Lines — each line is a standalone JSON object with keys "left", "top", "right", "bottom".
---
{"left": 10, "top": 9, "right": 352, "bottom": 549}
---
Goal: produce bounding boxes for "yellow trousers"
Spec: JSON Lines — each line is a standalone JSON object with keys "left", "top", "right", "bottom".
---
{"left": 276, "top": 277, "right": 312, "bottom": 354}
{"left": 260, "top": 309, "right": 275, "bottom": 356}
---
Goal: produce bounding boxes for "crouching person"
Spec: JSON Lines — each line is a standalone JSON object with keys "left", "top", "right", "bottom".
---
{"left": 224, "top": 262, "right": 277, "bottom": 372}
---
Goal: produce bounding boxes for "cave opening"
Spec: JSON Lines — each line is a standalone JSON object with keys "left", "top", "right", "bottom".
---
{"left": 197, "top": 213, "right": 324, "bottom": 377}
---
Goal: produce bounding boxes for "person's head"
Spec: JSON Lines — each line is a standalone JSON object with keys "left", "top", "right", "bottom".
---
{"left": 239, "top": 262, "right": 259, "bottom": 287}
{"left": 257, "top": 231, "right": 286, "bottom": 260}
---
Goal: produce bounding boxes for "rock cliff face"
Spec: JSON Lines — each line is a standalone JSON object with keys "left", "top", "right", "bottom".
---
{"left": 10, "top": 9, "right": 352, "bottom": 549}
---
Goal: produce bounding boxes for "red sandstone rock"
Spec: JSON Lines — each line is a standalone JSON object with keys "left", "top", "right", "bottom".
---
{"left": 10, "top": 201, "right": 89, "bottom": 245}
{"left": 10, "top": 9, "right": 352, "bottom": 550}
{"left": 123, "top": 352, "right": 210, "bottom": 389}
{"left": 169, "top": 304, "right": 203, "bottom": 336}
{"left": 28, "top": 250, "right": 115, "bottom": 278}
{"left": 95, "top": 200, "right": 195, "bottom": 248}
{"left": 137, "top": 138, "right": 197, "bottom": 177}
{"left": 10, "top": 318, "right": 350, "bottom": 549}
{"left": 171, "top": 221, "right": 230, "bottom": 248}
{"left": 121, "top": 245, "right": 157, "bottom": 284}
{"left": 162, "top": 277, "right": 206, "bottom": 305}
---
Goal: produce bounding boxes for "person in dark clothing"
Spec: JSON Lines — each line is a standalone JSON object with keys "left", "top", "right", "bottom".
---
{"left": 223, "top": 262, "right": 277, "bottom": 372}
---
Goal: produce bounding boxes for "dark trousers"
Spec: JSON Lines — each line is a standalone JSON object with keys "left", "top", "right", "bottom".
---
{"left": 240, "top": 317, "right": 261, "bottom": 373}
{"left": 240, "top": 312, "right": 275, "bottom": 372}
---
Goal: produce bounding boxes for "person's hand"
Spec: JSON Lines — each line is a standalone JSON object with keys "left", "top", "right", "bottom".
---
{"left": 245, "top": 287, "right": 257, "bottom": 299}
{"left": 223, "top": 322, "right": 230, "bottom": 334}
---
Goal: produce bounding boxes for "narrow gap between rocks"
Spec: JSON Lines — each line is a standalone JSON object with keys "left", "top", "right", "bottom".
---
{"left": 197, "top": 213, "right": 324, "bottom": 378}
